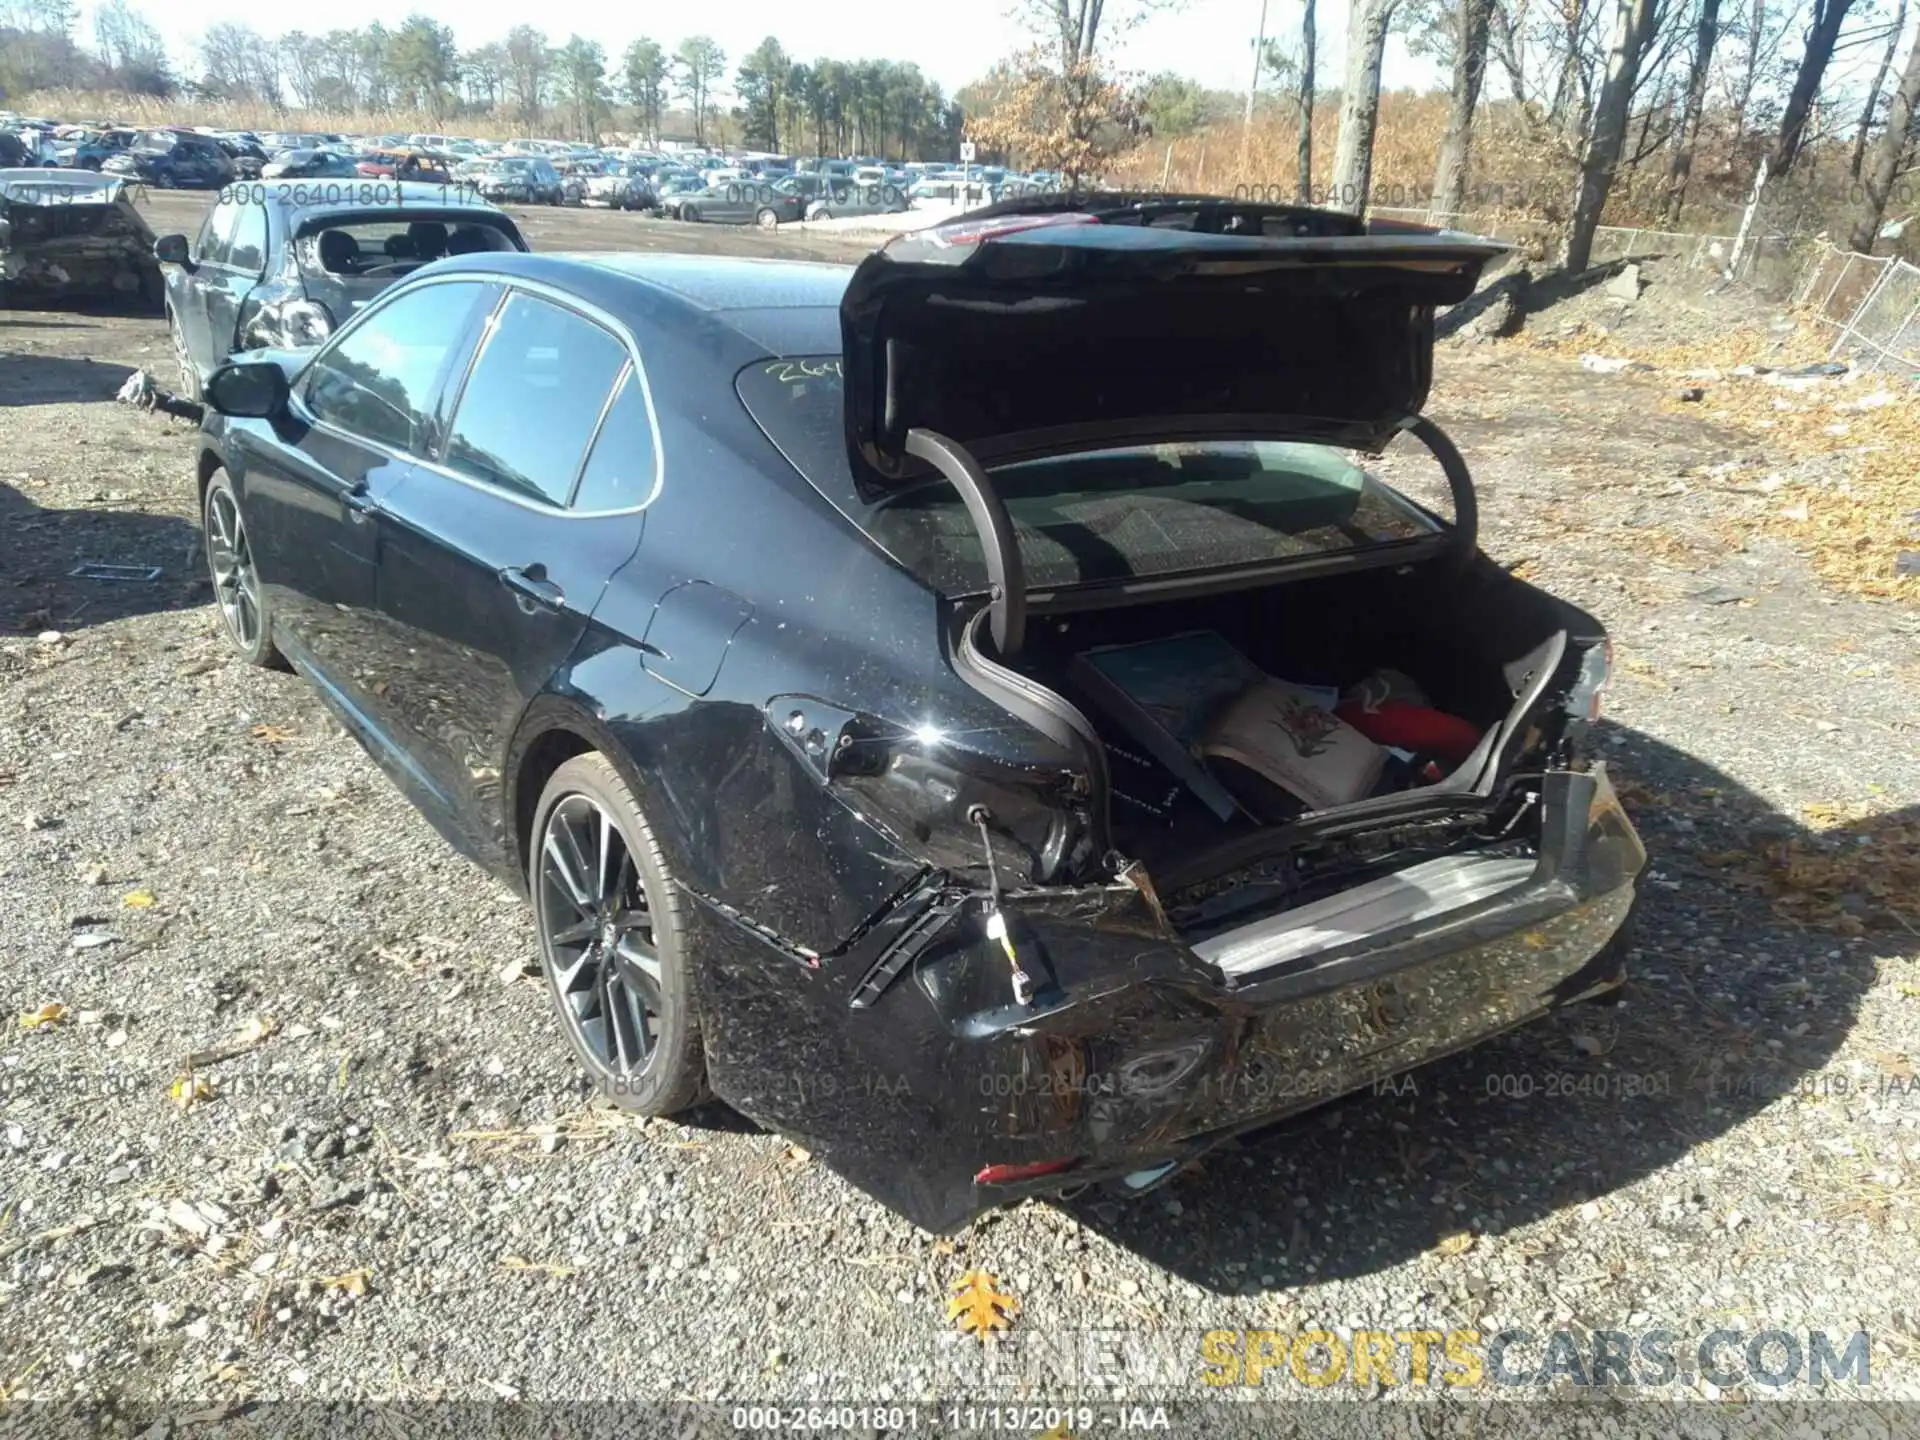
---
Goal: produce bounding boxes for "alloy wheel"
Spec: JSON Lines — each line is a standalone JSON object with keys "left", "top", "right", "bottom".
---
{"left": 538, "top": 793, "right": 663, "bottom": 1077}
{"left": 204, "top": 486, "right": 260, "bottom": 651}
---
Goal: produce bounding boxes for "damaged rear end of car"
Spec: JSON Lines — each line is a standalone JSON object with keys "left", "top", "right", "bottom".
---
{"left": 0, "top": 168, "right": 161, "bottom": 309}
{"left": 720, "top": 201, "right": 1645, "bottom": 1232}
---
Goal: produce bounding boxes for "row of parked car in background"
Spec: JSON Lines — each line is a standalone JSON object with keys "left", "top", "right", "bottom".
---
{"left": 1, "top": 112, "right": 1060, "bottom": 227}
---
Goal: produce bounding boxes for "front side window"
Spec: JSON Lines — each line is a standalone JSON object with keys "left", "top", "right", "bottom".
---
{"left": 228, "top": 202, "right": 267, "bottom": 276}
{"left": 442, "top": 292, "right": 628, "bottom": 506}
{"left": 195, "top": 200, "right": 239, "bottom": 268}
{"left": 303, "top": 280, "right": 493, "bottom": 453}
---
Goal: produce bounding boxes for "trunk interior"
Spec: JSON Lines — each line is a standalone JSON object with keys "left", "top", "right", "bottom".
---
{"left": 1001, "top": 555, "right": 1584, "bottom": 912}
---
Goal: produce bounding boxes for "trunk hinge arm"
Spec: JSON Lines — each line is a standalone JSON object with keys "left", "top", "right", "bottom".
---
{"left": 1395, "top": 414, "right": 1479, "bottom": 569}
{"left": 904, "top": 427, "right": 1026, "bottom": 656}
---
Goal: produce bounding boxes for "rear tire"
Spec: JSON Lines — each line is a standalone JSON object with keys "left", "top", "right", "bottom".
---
{"left": 680, "top": 204, "right": 699, "bottom": 223}
{"left": 754, "top": 207, "right": 778, "bottom": 229}
{"left": 530, "top": 753, "right": 708, "bottom": 1116}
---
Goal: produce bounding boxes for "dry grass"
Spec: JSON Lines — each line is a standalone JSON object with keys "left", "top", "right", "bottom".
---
{"left": 1520, "top": 323, "right": 1920, "bottom": 603}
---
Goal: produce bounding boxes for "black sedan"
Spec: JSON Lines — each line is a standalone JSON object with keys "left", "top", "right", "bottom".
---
{"left": 669, "top": 177, "right": 807, "bottom": 227}
{"left": 154, "top": 183, "right": 526, "bottom": 401}
{"left": 100, "top": 129, "right": 234, "bottom": 189}
{"left": 189, "top": 197, "right": 1644, "bottom": 1233}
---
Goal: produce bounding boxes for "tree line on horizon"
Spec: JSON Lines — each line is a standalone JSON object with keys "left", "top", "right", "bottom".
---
{"left": 2, "top": 0, "right": 1914, "bottom": 258}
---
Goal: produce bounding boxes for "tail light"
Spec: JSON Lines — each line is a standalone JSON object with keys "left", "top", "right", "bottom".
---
{"left": 767, "top": 695, "right": 1089, "bottom": 884}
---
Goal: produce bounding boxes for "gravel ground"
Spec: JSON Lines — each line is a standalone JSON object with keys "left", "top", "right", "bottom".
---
{"left": 2, "top": 201, "right": 1918, "bottom": 1433}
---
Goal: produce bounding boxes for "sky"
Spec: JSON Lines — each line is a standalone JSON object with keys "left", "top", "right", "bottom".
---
{"left": 81, "top": 0, "right": 1444, "bottom": 105}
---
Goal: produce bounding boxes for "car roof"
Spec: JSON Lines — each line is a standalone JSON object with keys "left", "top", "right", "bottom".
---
{"left": 418, "top": 251, "right": 851, "bottom": 356}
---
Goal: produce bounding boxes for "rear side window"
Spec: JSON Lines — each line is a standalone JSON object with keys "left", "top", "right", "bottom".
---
{"left": 442, "top": 292, "right": 628, "bottom": 506}
{"left": 297, "top": 215, "right": 517, "bottom": 277}
{"left": 304, "top": 280, "right": 493, "bottom": 453}
{"left": 571, "top": 369, "right": 658, "bottom": 512}
{"left": 196, "top": 200, "right": 239, "bottom": 267}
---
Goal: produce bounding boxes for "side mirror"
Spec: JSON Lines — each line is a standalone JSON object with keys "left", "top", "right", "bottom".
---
{"left": 204, "top": 361, "right": 290, "bottom": 419}
{"left": 153, "top": 233, "right": 191, "bottom": 267}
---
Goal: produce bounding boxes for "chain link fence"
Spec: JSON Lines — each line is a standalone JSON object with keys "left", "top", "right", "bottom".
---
{"left": 1792, "top": 244, "right": 1920, "bottom": 376}
{"left": 1372, "top": 205, "right": 1917, "bottom": 373}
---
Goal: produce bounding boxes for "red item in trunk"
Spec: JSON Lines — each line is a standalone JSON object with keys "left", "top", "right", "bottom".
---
{"left": 1333, "top": 700, "right": 1482, "bottom": 765}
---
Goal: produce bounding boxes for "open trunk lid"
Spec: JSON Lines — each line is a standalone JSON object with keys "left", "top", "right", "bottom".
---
{"left": 838, "top": 198, "right": 1506, "bottom": 497}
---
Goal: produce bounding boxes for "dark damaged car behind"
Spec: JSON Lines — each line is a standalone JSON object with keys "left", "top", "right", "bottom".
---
{"left": 187, "top": 196, "right": 1646, "bottom": 1233}
{"left": 155, "top": 181, "right": 528, "bottom": 400}
{"left": 0, "top": 168, "right": 162, "bottom": 309}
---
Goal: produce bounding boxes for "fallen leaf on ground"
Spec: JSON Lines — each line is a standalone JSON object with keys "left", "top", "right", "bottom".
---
{"left": 947, "top": 1270, "right": 1019, "bottom": 1339}
{"left": 250, "top": 724, "right": 293, "bottom": 744}
{"left": 319, "top": 1269, "right": 371, "bottom": 1297}
{"left": 1435, "top": 1231, "right": 1476, "bottom": 1257}
{"left": 164, "top": 1199, "right": 215, "bottom": 1238}
{"left": 233, "top": 1015, "right": 280, "bottom": 1047}
{"left": 19, "top": 1003, "right": 69, "bottom": 1030}
{"left": 121, "top": 890, "right": 155, "bottom": 909}
{"left": 784, "top": 1143, "right": 811, "bottom": 1166}
{"left": 169, "top": 1074, "right": 216, "bottom": 1110}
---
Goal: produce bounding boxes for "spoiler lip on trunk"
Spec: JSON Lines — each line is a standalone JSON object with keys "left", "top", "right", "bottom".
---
{"left": 838, "top": 200, "right": 1507, "bottom": 498}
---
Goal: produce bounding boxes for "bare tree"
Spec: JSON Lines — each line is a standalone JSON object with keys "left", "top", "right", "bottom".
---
{"left": 1729, "top": 0, "right": 1768, "bottom": 134}
{"left": 503, "top": 25, "right": 552, "bottom": 128}
{"left": 1297, "top": 0, "right": 1317, "bottom": 200}
{"left": 1565, "top": 0, "right": 1660, "bottom": 269}
{"left": 1851, "top": 0, "right": 1909, "bottom": 176}
{"left": 1848, "top": 9, "right": 1920, "bottom": 249}
{"left": 1329, "top": 0, "right": 1400, "bottom": 212}
{"left": 93, "top": 0, "right": 163, "bottom": 72}
{"left": 1429, "top": 0, "right": 1495, "bottom": 221}
{"left": 1662, "top": 0, "right": 1722, "bottom": 224}
{"left": 1769, "top": 0, "right": 1860, "bottom": 175}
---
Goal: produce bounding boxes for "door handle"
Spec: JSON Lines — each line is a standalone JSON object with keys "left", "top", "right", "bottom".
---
{"left": 499, "top": 564, "right": 566, "bottom": 612}
{"left": 342, "top": 484, "right": 377, "bottom": 517}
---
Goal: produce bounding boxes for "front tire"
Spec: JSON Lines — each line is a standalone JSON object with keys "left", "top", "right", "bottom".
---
{"left": 202, "top": 471, "right": 285, "bottom": 669}
{"left": 530, "top": 753, "right": 707, "bottom": 1116}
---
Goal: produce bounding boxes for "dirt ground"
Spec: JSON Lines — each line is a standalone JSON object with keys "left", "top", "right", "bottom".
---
{"left": 3, "top": 193, "right": 1918, "bottom": 1426}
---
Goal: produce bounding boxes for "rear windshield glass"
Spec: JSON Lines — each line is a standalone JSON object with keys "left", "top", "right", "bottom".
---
{"left": 299, "top": 217, "right": 518, "bottom": 276}
{"left": 736, "top": 355, "right": 1442, "bottom": 595}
